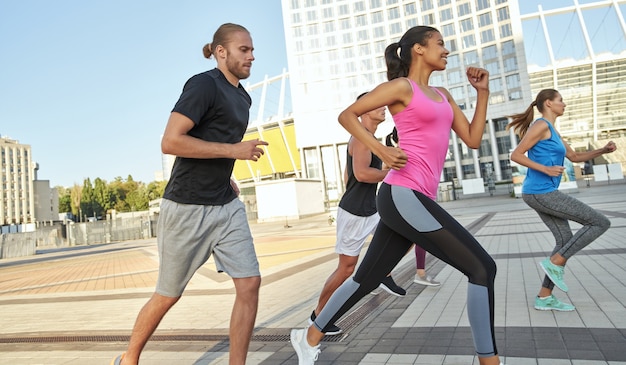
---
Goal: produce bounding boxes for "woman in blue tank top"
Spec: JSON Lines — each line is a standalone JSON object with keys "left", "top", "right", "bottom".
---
{"left": 508, "top": 89, "right": 616, "bottom": 312}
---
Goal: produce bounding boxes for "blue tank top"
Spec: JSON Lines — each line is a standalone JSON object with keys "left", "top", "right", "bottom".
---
{"left": 522, "top": 119, "right": 566, "bottom": 194}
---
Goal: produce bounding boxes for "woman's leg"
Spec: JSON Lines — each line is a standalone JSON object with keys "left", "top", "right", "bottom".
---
{"left": 524, "top": 191, "right": 610, "bottom": 295}
{"left": 376, "top": 184, "right": 499, "bottom": 360}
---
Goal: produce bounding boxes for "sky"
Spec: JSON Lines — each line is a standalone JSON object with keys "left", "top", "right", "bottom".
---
{"left": 0, "top": 0, "right": 623, "bottom": 188}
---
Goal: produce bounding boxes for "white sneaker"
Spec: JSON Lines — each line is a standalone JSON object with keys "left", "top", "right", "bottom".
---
{"left": 413, "top": 274, "right": 441, "bottom": 286}
{"left": 290, "top": 327, "right": 321, "bottom": 365}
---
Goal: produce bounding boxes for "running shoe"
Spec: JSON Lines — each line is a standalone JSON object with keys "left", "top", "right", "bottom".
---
{"left": 291, "top": 327, "right": 321, "bottom": 365}
{"left": 307, "top": 310, "right": 342, "bottom": 335}
{"left": 540, "top": 257, "right": 568, "bottom": 292}
{"left": 413, "top": 274, "right": 441, "bottom": 287}
{"left": 534, "top": 294, "right": 575, "bottom": 311}
{"left": 379, "top": 276, "right": 406, "bottom": 296}
{"left": 110, "top": 353, "right": 125, "bottom": 365}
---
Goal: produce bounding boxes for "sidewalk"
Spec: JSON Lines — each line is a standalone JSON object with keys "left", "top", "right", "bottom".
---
{"left": 0, "top": 182, "right": 625, "bottom": 365}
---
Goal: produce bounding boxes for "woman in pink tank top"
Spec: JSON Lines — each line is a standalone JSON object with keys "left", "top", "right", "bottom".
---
{"left": 291, "top": 26, "right": 503, "bottom": 365}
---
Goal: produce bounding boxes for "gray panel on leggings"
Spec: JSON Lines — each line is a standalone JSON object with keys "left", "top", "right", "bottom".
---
{"left": 467, "top": 283, "right": 495, "bottom": 357}
{"left": 313, "top": 278, "right": 360, "bottom": 332}
{"left": 391, "top": 185, "right": 442, "bottom": 232}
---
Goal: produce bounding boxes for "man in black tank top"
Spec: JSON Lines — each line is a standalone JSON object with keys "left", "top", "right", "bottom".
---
{"left": 306, "top": 93, "right": 406, "bottom": 336}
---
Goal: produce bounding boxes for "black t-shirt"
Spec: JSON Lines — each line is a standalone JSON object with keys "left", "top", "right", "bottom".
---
{"left": 163, "top": 68, "right": 252, "bottom": 205}
{"left": 338, "top": 148, "right": 381, "bottom": 217}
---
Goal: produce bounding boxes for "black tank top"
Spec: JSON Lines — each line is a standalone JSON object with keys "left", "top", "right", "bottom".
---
{"left": 338, "top": 148, "right": 381, "bottom": 217}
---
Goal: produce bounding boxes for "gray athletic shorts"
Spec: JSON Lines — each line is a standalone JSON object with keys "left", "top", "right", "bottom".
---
{"left": 335, "top": 207, "right": 380, "bottom": 256}
{"left": 155, "top": 198, "right": 260, "bottom": 297}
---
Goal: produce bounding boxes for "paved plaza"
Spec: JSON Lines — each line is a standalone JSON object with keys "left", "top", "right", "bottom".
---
{"left": 0, "top": 181, "right": 625, "bottom": 365}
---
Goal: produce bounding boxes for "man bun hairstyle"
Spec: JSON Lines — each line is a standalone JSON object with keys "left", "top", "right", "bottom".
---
{"left": 202, "top": 23, "right": 250, "bottom": 59}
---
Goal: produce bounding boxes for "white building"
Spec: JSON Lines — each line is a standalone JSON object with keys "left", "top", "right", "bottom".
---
{"left": 0, "top": 136, "right": 35, "bottom": 225}
{"left": 281, "top": 0, "right": 534, "bottom": 200}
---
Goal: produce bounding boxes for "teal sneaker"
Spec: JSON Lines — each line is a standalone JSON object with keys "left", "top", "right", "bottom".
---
{"left": 540, "top": 258, "right": 568, "bottom": 292}
{"left": 534, "top": 294, "right": 575, "bottom": 311}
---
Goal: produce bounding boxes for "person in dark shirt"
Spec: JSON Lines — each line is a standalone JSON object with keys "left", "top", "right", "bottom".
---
{"left": 111, "top": 23, "right": 267, "bottom": 365}
{"left": 305, "top": 92, "right": 406, "bottom": 337}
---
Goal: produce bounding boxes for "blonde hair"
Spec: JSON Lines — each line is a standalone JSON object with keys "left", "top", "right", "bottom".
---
{"left": 202, "top": 23, "right": 249, "bottom": 59}
{"left": 507, "top": 89, "right": 559, "bottom": 138}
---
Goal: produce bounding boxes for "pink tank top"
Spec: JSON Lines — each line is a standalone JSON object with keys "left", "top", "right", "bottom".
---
{"left": 384, "top": 79, "right": 454, "bottom": 200}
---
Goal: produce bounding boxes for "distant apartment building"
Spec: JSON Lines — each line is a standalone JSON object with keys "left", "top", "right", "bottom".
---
{"left": 0, "top": 136, "right": 35, "bottom": 225}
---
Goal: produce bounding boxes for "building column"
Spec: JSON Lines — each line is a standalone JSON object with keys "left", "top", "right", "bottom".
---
{"left": 488, "top": 119, "right": 503, "bottom": 181}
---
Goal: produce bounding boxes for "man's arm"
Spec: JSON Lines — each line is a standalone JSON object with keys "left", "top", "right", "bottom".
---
{"left": 161, "top": 112, "right": 268, "bottom": 160}
{"left": 351, "top": 135, "right": 389, "bottom": 183}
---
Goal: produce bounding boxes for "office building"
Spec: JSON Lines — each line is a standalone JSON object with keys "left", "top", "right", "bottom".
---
{"left": 0, "top": 136, "right": 35, "bottom": 225}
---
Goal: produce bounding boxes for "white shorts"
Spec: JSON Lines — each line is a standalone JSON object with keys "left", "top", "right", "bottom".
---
{"left": 335, "top": 207, "right": 380, "bottom": 256}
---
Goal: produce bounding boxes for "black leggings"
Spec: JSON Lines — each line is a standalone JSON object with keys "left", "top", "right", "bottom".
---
{"left": 314, "top": 183, "right": 498, "bottom": 357}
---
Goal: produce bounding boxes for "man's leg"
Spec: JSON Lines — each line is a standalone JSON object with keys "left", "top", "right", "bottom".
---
{"left": 229, "top": 276, "right": 261, "bottom": 365}
{"left": 314, "top": 254, "right": 359, "bottom": 315}
{"left": 121, "top": 293, "right": 180, "bottom": 365}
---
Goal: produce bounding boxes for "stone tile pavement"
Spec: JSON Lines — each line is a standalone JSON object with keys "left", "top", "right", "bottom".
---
{"left": 0, "top": 181, "right": 625, "bottom": 364}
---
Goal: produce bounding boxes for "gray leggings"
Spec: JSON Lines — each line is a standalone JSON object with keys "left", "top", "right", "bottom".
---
{"left": 523, "top": 190, "right": 610, "bottom": 289}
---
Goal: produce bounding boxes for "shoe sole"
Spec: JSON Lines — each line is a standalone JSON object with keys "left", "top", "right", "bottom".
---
{"left": 307, "top": 318, "right": 343, "bottom": 336}
{"left": 290, "top": 329, "right": 305, "bottom": 364}
{"left": 534, "top": 305, "right": 575, "bottom": 312}
{"left": 413, "top": 280, "right": 440, "bottom": 287}
{"left": 539, "top": 261, "right": 568, "bottom": 292}
{"left": 379, "top": 284, "right": 406, "bottom": 297}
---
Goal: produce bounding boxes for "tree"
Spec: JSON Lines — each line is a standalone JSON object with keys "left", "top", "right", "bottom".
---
{"left": 93, "top": 178, "right": 113, "bottom": 217}
{"left": 80, "top": 178, "right": 97, "bottom": 219}
{"left": 56, "top": 186, "right": 72, "bottom": 213}
{"left": 70, "top": 184, "right": 82, "bottom": 220}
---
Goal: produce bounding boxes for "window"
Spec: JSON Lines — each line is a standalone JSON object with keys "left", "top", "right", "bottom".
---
{"left": 490, "top": 94, "right": 505, "bottom": 104}
{"left": 370, "top": 0, "right": 382, "bottom": 7}
{"left": 353, "top": 1, "right": 365, "bottom": 12}
{"left": 306, "top": 10, "right": 317, "bottom": 21}
{"left": 447, "top": 54, "right": 460, "bottom": 68}
{"left": 343, "top": 47, "right": 355, "bottom": 58}
{"left": 356, "top": 14, "right": 368, "bottom": 26}
{"left": 371, "top": 11, "right": 384, "bottom": 23}
{"left": 406, "top": 17, "right": 418, "bottom": 28}
{"left": 342, "top": 33, "right": 353, "bottom": 43}
{"left": 338, "top": 4, "right": 349, "bottom": 15}
{"left": 485, "top": 61, "right": 499, "bottom": 74}
{"left": 476, "top": 0, "right": 489, "bottom": 10}
{"left": 439, "top": 0, "right": 451, "bottom": 5}
{"left": 480, "top": 29, "right": 495, "bottom": 43}
{"left": 458, "top": 2, "right": 471, "bottom": 16}
{"left": 358, "top": 43, "right": 371, "bottom": 56}
{"left": 373, "top": 26, "right": 385, "bottom": 38}
{"left": 441, "top": 23, "right": 455, "bottom": 37}
{"left": 292, "top": 13, "right": 302, "bottom": 23}
{"left": 489, "top": 77, "right": 502, "bottom": 92}
{"left": 374, "top": 40, "right": 386, "bottom": 53}
{"left": 500, "top": 23, "right": 512, "bottom": 38}
{"left": 440, "top": 8, "right": 453, "bottom": 22}
{"left": 340, "top": 18, "right": 352, "bottom": 30}
{"left": 323, "top": 21, "right": 335, "bottom": 33}
{"left": 325, "top": 35, "right": 337, "bottom": 47}
{"left": 390, "top": 22, "right": 402, "bottom": 35}
{"left": 483, "top": 45, "right": 497, "bottom": 59}
{"left": 307, "top": 24, "right": 319, "bottom": 36}
{"left": 502, "top": 40, "right": 515, "bottom": 55}
{"left": 509, "top": 90, "right": 522, "bottom": 100}
{"left": 423, "top": 13, "right": 435, "bottom": 25}
{"left": 293, "top": 26, "right": 304, "bottom": 37}
{"left": 462, "top": 34, "right": 476, "bottom": 48}
{"left": 344, "top": 61, "right": 357, "bottom": 73}
{"left": 450, "top": 86, "right": 465, "bottom": 100}
{"left": 388, "top": 7, "right": 400, "bottom": 20}
{"left": 503, "top": 57, "right": 517, "bottom": 72}
{"left": 460, "top": 18, "right": 474, "bottom": 32}
{"left": 447, "top": 39, "right": 458, "bottom": 52}
{"left": 322, "top": 7, "right": 333, "bottom": 18}
{"left": 497, "top": 7, "right": 510, "bottom": 21}
{"left": 404, "top": 3, "right": 417, "bottom": 15}
{"left": 420, "top": 0, "right": 434, "bottom": 10}
{"left": 478, "top": 12, "right": 492, "bottom": 27}
{"left": 357, "top": 29, "right": 369, "bottom": 41}
{"left": 506, "top": 74, "right": 520, "bottom": 89}
{"left": 448, "top": 70, "right": 463, "bottom": 84}
{"left": 305, "top": 0, "right": 316, "bottom": 6}
{"left": 291, "top": 0, "right": 301, "bottom": 9}
{"left": 463, "top": 50, "right": 479, "bottom": 66}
